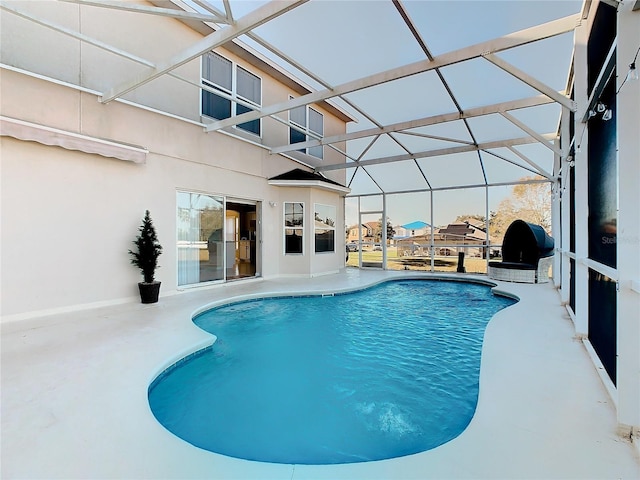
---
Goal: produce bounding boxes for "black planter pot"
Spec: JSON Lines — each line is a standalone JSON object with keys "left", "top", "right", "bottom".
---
{"left": 138, "top": 281, "right": 161, "bottom": 304}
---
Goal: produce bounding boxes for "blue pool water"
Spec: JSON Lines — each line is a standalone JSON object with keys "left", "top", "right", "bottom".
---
{"left": 148, "top": 280, "right": 516, "bottom": 465}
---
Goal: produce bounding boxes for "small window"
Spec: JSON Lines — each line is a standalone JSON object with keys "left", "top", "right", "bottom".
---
{"left": 289, "top": 104, "right": 306, "bottom": 148}
{"left": 308, "top": 108, "right": 324, "bottom": 159}
{"left": 284, "top": 202, "right": 304, "bottom": 254}
{"left": 289, "top": 99, "right": 324, "bottom": 159}
{"left": 202, "top": 52, "right": 262, "bottom": 136}
{"left": 202, "top": 52, "right": 232, "bottom": 122}
{"left": 236, "top": 66, "right": 261, "bottom": 135}
{"left": 237, "top": 66, "right": 261, "bottom": 104}
{"left": 314, "top": 204, "right": 335, "bottom": 253}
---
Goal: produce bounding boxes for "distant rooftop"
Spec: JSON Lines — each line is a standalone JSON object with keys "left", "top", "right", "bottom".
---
{"left": 402, "top": 221, "right": 430, "bottom": 230}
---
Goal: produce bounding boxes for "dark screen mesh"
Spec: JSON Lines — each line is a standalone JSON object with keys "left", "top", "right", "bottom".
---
{"left": 588, "top": 270, "right": 617, "bottom": 385}
{"left": 587, "top": 78, "right": 617, "bottom": 269}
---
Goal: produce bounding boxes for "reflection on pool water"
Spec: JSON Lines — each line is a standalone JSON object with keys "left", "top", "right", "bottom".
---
{"left": 148, "top": 280, "right": 516, "bottom": 465}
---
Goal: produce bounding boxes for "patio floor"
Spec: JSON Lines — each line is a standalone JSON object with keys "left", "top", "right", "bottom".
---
{"left": 2, "top": 270, "right": 639, "bottom": 479}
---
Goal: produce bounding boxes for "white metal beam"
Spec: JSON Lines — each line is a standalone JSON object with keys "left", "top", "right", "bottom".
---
{"left": 393, "top": 0, "right": 482, "bottom": 163}
{"left": 505, "top": 145, "right": 553, "bottom": 179}
{"left": 205, "top": 13, "right": 580, "bottom": 132}
{"left": 394, "top": 131, "right": 475, "bottom": 146}
{"left": 265, "top": 113, "right": 357, "bottom": 162}
{"left": 500, "top": 111, "right": 563, "bottom": 156}
{"left": 1, "top": 2, "right": 328, "bottom": 138}
{"left": 271, "top": 94, "right": 554, "bottom": 154}
{"left": 101, "top": 0, "right": 308, "bottom": 103}
{"left": 189, "top": 0, "right": 231, "bottom": 23}
{"left": 8, "top": 0, "right": 347, "bottom": 144}
{"left": 481, "top": 149, "right": 547, "bottom": 178}
{"left": 221, "top": 0, "right": 233, "bottom": 22}
{"left": 350, "top": 177, "right": 551, "bottom": 197}
{"left": 240, "top": 27, "right": 381, "bottom": 130}
{"left": 356, "top": 136, "right": 382, "bottom": 163}
{"left": 59, "top": 0, "right": 221, "bottom": 22}
{"left": 581, "top": 40, "right": 616, "bottom": 122}
{"left": 482, "top": 53, "right": 577, "bottom": 111}
{"left": 317, "top": 134, "right": 555, "bottom": 172}
{"left": 1, "top": 2, "right": 154, "bottom": 66}
{"left": 0, "top": 2, "right": 221, "bottom": 99}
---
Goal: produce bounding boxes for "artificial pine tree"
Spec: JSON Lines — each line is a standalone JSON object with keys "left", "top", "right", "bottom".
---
{"left": 129, "top": 210, "right": 163, "bottom": 284}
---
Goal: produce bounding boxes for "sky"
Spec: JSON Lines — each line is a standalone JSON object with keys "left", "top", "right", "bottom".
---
{"left": 200, "top": 0, "right": 582, "bottom": 226}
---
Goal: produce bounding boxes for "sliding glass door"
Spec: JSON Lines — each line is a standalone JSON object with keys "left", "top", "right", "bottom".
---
{"left": 177, "top": 192, "right": 260, "bottom": 286}
{"left": 177, "top": 192, "right": 224, "bottom": 285}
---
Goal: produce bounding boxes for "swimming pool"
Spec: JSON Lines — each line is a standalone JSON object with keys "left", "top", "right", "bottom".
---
{"left": 148, "top": 279, "right": 516, "bottom": 465}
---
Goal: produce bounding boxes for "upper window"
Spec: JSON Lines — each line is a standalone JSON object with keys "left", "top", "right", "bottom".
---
{"left": 289, "top": 100, "right": 324, "bottom": 159}
{"left": 314, "top": 203, "right": 336, "bottom": 253}
{"left": 202, "top": 52, "right": 261, "bottom": 136}
{"left": 284, "top": 202, "right": 304, "bottom": 254}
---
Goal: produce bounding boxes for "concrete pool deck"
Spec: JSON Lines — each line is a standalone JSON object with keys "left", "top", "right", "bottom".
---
{"left": 1, "top": 269, "right": 639, "bottom": 479}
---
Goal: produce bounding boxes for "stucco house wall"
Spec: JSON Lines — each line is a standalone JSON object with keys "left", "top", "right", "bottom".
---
{"left": 0, "top": 1, "right": 351, "bottom": 320}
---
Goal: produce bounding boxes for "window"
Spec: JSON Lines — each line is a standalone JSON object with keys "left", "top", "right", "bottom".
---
{"left": 284, "top": 202, "right": 304, "bottom": 254}
{"left": 289, "top": 100, "right": 324, "bottom": 159}
{"left": 202, "top": 52, "right": 261, "bottom": 136}
{"left": 314, "top": 203, "right": 336, "bottom": 253}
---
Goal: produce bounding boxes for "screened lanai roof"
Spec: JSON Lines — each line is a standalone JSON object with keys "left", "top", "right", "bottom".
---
{"left": 182, "top": 0, "right": 581, "bottom": 196}
{"left": 5, "top": 0, "right": 582, "bottom": 195}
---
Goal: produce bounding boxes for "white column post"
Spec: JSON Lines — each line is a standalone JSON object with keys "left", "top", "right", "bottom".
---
{"left": 485, "top": 185, "right": 490, "bottom": 273}
{"left": 382, "top": 194, "right": 387, "bottom": 269}
{"left": 552, "top": 134, "right": 562, "bottom": 288}
{"left": 615, "top": 2, "right": 640, "bottom": 438}
{"left": 430, "top": 190, "right": 435, "bottom": 272}
{"left": 560, "top": 106, "right": 572, "bottom": 304}
{"left": 357, "top": 197, "right": 363, "bottom": 267}
{"left": 573, "top": 17, "right": 590, "bottom": 337}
